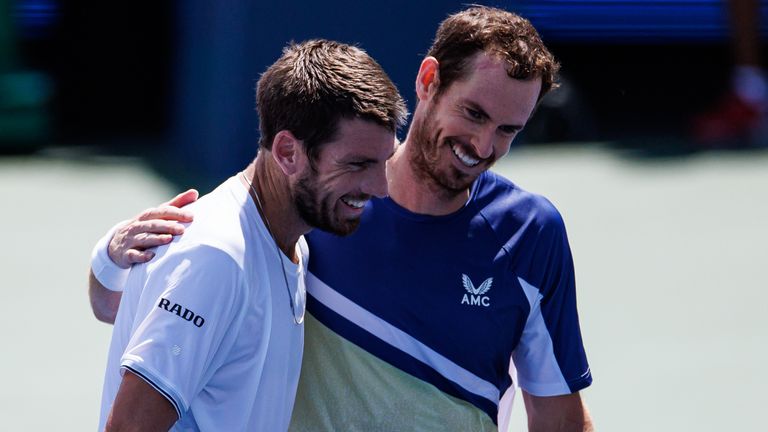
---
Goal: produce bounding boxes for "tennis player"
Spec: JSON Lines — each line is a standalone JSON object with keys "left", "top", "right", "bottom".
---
{"left": 91, "top": 39, "right": 406, "bottom": 431}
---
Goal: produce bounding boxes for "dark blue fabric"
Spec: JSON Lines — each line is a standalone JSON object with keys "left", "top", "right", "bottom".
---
{"left": 306, "top": 295, "right": 501, "bottom": 421}
{"left": 306, "top": 170, "right": 592, "bottom": 418}
{"left": 512, "top": 0, "right": 768, "bottom": 43}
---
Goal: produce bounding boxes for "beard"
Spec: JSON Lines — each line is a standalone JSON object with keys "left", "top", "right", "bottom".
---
{"left": 293, "top": 170, "right": 361, "bottom": 237}
{"left": 409, "top": 106, "right": 484, "bottom": 198}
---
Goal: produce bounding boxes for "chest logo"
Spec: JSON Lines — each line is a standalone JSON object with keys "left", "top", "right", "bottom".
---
{"left": 460, "top": 274, "right": 492, "bottom": 307}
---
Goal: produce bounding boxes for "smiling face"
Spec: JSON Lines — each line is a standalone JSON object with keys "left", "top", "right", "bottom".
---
{"left": 292, "top": 117, "right": 396, "bottom": 236}
{"left": 409, "top": 52, "right": 542, "bottom": 196}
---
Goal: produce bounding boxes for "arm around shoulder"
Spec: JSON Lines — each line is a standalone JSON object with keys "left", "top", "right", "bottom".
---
{"left": 523, "top": 391, "right": 594, "bottom": 432}
{"left": 88, "top": 221, "right": 130, "bottom": 323}
{"left": 87, "top": 190, "right": 199, "bottom": 323}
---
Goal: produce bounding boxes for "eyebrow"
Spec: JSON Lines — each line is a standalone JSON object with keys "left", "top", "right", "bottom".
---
{"left": 340, "top": 147, "right": 396, "bottom": 165}
{"left": 464, "top": 100, "right": 524, "bottom": 131}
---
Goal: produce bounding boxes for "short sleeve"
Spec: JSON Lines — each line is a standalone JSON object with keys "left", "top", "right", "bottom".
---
{"left": 512, "top": 205, "right": 592, "bottom": 396}
{"left": 120, "top": 245, "right": 247, "bottom": 418}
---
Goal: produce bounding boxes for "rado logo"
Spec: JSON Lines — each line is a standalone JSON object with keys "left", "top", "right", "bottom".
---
{"left": 158, "top": 298, "right": 205, "bottom": 327}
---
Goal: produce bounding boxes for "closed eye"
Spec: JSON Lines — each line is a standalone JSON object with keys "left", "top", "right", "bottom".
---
{"left": 466, "top": 107, "right": 485, "bottom": 121}
{"left": 348, "top": 161, "right": 373, "bottom": 171}
{"left": 498, "top": 125, "right": 521, "bottom": 135}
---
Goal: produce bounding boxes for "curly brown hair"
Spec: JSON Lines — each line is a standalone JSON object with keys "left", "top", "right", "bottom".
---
{"left": 427, "top": 6, "right": 559, "bottom": 101}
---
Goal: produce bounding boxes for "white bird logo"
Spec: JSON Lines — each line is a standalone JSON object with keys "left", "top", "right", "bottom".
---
{"left": 462, "top": 274, "right": 493, "bottom": 296}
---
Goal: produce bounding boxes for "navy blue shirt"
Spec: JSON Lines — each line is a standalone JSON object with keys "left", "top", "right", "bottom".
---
{"left": 295, "top": 170, "right": 591, "bottom": 427}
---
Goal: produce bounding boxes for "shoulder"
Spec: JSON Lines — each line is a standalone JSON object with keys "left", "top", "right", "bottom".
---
{"left": 130, "top": 243, "right": 250, "bottom": 327}
{"left": 475, "top": 171, "right": 566, "bottom": 239}
{"left": 147, "top": 243, "right": 245, "bottom": 290}
{"left": 166, "top": 178, "right": 252, "bottom": 265}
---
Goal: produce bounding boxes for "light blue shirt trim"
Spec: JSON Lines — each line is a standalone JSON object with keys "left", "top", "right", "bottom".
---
{"left": 307, "top": 272, "right": 501, "bottom": 406}
{"left": 513, "top": 277, "right": 571, "bottom": 396}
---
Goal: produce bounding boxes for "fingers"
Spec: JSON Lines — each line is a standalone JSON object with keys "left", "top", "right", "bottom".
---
{"left": 106, "top": 192, "right": 198, "bottom": 268}
{"left": 130, "top": 232, "right": 174, "bottom": 249}
{"left": 121, "top": 222, "right": 178, "bottom": 250}
{"left": 109, "top": 221, "right": 182, "bottom": 267}
{"left": 124, "top": 249, "right": 156, "bottom": 265}
{"left": 131, "top": 219, "right": 187, "bottom": 236}
{"left": 137, "top": 206, "right": 194, "bottom": 223}
{"left": 135, "top": 189, "right": 198, "bottom": 223}
{"left": 161, "top": 189, "right": 199, "bottom": 209}
{"left": 109, "top": 234, "right": 170, "bottom": 268}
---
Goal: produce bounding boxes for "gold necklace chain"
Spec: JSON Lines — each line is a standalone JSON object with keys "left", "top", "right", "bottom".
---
{"left": 241, "top": 172, "right": 305, "bottom": 325}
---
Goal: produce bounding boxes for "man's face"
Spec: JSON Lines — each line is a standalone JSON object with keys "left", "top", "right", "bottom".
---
{"left": 410, "top": 52, "right": 542, "bottom": 195}
{"left": 292, "top": 117, "right": 396, "bottom": 236}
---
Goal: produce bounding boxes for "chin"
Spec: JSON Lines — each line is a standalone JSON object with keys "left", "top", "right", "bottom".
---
{"left": 434, "top": 165, "right": 477, "bottom": 192}
{"left": 324, "top": 217, "right": 361, "bottom": 237}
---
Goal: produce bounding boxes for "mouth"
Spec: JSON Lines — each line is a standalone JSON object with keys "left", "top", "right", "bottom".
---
{"left": 449, "top": 140, "right": 481, "bottom": 168}
{"left": 340, "top": 196, "right": 369, "bottom": 209}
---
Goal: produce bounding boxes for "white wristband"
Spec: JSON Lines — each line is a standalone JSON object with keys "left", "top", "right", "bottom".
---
{"left": 90, "top": 220, "right": 131, "bottom": 292}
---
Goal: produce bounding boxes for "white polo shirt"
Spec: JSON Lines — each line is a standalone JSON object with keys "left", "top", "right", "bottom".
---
{"left": 98, "top": 176, "right": 308, "bottom": 431}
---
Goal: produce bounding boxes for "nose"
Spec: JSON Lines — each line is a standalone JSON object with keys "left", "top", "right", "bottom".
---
{"left": 471, "top": 127, "right": 496, "bottom": 160}
{"left": 365, "top": 163, "right": 389, "bottom": 198}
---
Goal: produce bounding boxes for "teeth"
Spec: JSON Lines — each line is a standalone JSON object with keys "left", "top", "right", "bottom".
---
{"left": 451, "top": 143, "right": 480, "bottom": 167}
{"left": 341, "top": 197, "right": 367, "bottom": 209}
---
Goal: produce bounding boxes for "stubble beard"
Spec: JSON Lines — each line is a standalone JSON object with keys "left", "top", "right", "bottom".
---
{"left": 409, "top": 107, "right": 477, "bottom": 200}
{"left": 293, "top": 171, "right": 360, "bottom": 237}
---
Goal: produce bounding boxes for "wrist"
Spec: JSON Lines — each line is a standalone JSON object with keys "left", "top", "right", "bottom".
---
{"left": 91, "top": 221, "right": 130, "bottom": 292}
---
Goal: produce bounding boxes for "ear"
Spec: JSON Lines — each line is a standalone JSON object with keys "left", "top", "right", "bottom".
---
{"left": 415, "top": 56, "right": 440, "bottom": 101}
{"left": 270, "top": 130, "right": 303, "bottom": 176}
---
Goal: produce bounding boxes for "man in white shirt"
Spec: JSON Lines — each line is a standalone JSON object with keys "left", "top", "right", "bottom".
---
{"left": 92, "top": 39, "right": 406, "bottom": 431}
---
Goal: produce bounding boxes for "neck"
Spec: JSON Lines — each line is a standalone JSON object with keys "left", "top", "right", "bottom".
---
{"left": 387, "top": 136, "right": 471, "bottom": 216}
{"left": 241, "top": 153, "right": 309, "bottom": 263}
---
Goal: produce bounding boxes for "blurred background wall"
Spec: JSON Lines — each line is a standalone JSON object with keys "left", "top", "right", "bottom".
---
{"left": 2, "top": 0, "right": 767, "bottom": 187}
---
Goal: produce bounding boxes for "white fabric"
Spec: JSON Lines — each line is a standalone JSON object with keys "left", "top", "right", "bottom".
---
{"left": 90, "top": 220, "right": 130, "bottom": 291}
{"left": 98, "top": 176, "right": 308, "bottom": 431}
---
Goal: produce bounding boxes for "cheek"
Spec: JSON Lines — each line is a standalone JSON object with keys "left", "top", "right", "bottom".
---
{"left": 494, "top": 137, "right": 515, "bottom": 158}
{"left": 313, "top": 166, "right": 348, "bottom": 186}
{"left": 445, "top": 115, "right": 482, "bottom": 137}
{"left": 322, "top": 172, "right": 357, "bottom": 196}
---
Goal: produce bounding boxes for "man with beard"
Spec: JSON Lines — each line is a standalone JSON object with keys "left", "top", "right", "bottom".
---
{"left": 91, "top": 39, "right": 407, "bottom": 431}
{"left": 90, "top": 6, "right": 593, "bottom": 431}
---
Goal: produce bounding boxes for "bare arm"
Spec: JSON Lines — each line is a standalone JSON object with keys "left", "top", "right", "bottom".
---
{"left": 88, "top": 189, "right": 199, "bottom": 324}
{"left": 89, "top": 270, "right": 123, "bottom": 324}
{"left": 523, "top": 391, "right": 593, "bottom": 432}
{"left": 105, "top": 370, "right": 178, "bottom": 432}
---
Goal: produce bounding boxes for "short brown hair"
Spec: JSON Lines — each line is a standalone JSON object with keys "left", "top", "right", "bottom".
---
{"left": 256, "top": 39, "right": 407, "bottom": 163}
{"left": 427, "top": 6, "right": 559, "bottom": 101}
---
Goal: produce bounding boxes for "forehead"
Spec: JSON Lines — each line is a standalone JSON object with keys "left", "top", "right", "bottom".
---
{"left": 317, "top": 117, "right": 396, "bottom": 161}
{"left": 442, "top": 53, "right": 542, "bottom": 124}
